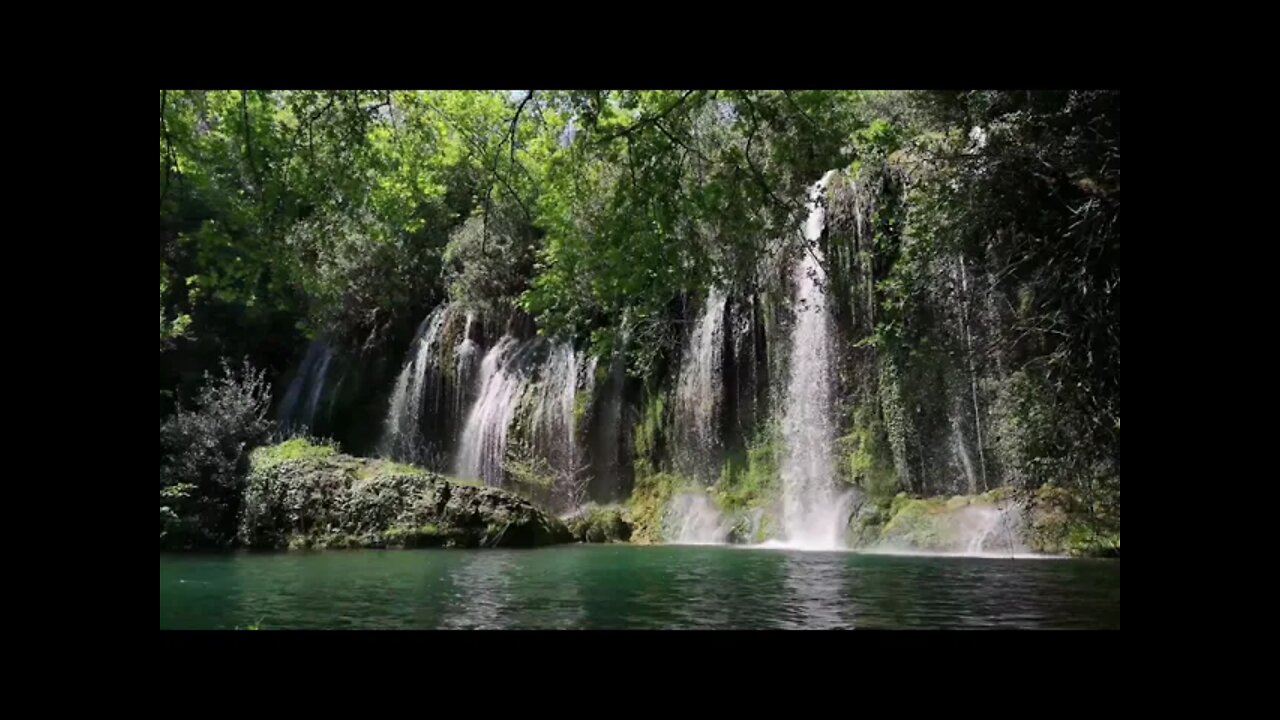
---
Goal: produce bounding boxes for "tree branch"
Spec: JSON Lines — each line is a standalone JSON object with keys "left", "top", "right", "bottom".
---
{"left": 782, "top": 90, "right": 818, "bottom": 129}
{"left": 509, "top": 91, "right": 533, "bottom": 167}
{"left": 595, "top": 90, "right": 697, "bottom": 144}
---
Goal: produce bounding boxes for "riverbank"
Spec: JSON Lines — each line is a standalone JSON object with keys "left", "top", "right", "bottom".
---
{"left": 161, "top": 439, "right": 1118, "bottom": 558}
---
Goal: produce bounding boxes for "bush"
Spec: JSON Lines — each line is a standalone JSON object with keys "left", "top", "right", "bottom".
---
{"left": 160, "top": 359, "right": 272, "bottom": 548}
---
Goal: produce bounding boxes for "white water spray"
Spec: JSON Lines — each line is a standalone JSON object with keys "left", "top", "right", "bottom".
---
{"left": 667, "top": 492, "right": 731, "bottom": 544}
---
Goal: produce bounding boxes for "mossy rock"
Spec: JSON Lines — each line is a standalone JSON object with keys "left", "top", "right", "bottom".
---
{"left": 627, "top": 472, "right": 691, "bottom": 544}
{"left": 565, "top": 505, "right": 633, "bottom": 543}
{"left": 847, "top": 499, "right": 892, "bottom": 548}
{"left": 879, "top": 496, "right": 955, "bottom": 550}
{"left": 237, "top": 439, "right": 573, "bottom": 550}
{"left": 1018, "top": 484, "right": 1120, "bottom": 557}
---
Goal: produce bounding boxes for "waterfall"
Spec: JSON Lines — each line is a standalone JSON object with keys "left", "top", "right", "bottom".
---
{"left": 673, "top": 289, "right": 727, "bottom": 480}
{"left": 454, "top": 335, "right": 594, "bottom": 510}
{"left": 777, "top": 170, "right": 853, "bottom": 550}
{"left": 667, "top": 492, "right": 730, "bottom": 544}
{"left": 530, "top": 342, "right": 582, "bottom": 503}
{"left": 381, "top": 305, "right": 452, "bottom": 462}
{"left": 454, "top": 313, "right": 480, "bottom": 428}
{"left": 279, "top": 339, "right": 334, "bottom": 434}
{"left": 952, "top": 416, "right": 978, "bottom": 495}
{"left": 455, "top": 336, "right": 528, "bottom": 485}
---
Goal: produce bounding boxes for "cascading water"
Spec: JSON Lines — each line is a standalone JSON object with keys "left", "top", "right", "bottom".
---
{"left": 279, "top": 339, "right": 334, "bottom": 433}
{"left": 777, "top": 170, "right": 853, "bottom": 550}
{"left": 673, "top": 290, "right": 727, "bottom": 480}
{"left": 530, "top": 343, "right": 583, "bottom": 503}
{"left": 952, "top": 417, "right": 978, "bottom": 495}
{"left": 381, "top": 305, "right": 452, "bottom": 462}
{"left": 454, "top": 313, "right": 480, "bottom": 425}
{"left": 456, "top": 336, "right": 528, "bottom": 485}
{"left": 454, "top": 336, "right": 587, "bottom": 505}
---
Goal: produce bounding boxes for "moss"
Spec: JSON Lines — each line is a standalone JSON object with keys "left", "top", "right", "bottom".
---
{"left": 237, "top": 446, "right": 572, "bottom": 550}
{"left": 752, "top": 513, "right": 774, "bottom": 544}
{"left": 632, "top": 390, "right": 668, "bottom": 478}
{"left": 384, "top": 523, "right": 447, "bottom": 548}
{"left": 836, "top": 405, "right": 898, "bottom": 499}
{"left": 251, "top": 437, "right": 340, "bottom": 472}
{"left": 979, "top": 487, "right": 1011, "bottom": 503}
{"left": 573, "top": 390, "right": 590, "bottom": 425}
{"left": 566, "top": 504, "right": 632, "bottom": 543}
{"left": 1025, "top": 484, "right": 1120, "bottom": 557}
{"left": 845, "top": 495, "right": 893, "bottom": 548}
{"left": 627, "top": 472, "right": 695, "bottom": 544}
{"left": 879, "top": 496, "right": 954, "bottom": 550}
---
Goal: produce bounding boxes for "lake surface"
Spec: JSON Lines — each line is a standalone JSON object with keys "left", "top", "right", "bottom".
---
{"left": 159, "top": 545, "right": 1119, "bottom": 629}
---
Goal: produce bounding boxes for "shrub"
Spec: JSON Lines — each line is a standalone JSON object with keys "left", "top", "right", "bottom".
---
{"left": 160, "top": 359, "right": 272, "bottom": 548}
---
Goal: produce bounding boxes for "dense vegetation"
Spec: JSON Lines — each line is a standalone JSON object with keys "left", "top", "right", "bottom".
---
{"left": 160, "top": 90, "right": 1119, "bottom": 553}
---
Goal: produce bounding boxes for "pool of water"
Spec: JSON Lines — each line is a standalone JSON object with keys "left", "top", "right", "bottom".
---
{"left": 159, "top": 545, "right": 1119, "bottom": 629}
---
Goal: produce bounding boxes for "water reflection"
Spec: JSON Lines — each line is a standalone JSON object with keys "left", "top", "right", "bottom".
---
{"left": 778, "top": 551, "right": 854, "bottom": 629}
{"left": 439, "top": 552, "right": 516, "bottom": 629}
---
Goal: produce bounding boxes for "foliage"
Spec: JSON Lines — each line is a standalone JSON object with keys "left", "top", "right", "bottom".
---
{"left": 443, "top": 199, "right": 539, "bottom": 315}
{"left": 712, "top": 430, "right": 780, "bottom": 512}
{"left": 160, "top": 359, "right": 273, "bottom": 548}
{"left": 905, "top": 90, "right": 1121, "bottom": 490}
{"left": 520, "top": 90, "right": 873, "bottom": 372}
{"left": 835, "top": 406, "right": 897, "bottom": 498}
{"left": 632, "top": 388, "right": 668, "bottom": 478}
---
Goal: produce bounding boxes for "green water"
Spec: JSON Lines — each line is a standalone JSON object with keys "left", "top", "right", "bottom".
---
{"left": 159, "top": 545, "right": 1119, "bottom": 629}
